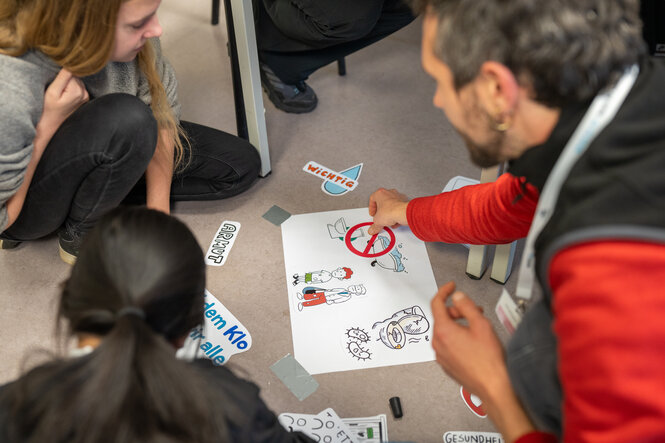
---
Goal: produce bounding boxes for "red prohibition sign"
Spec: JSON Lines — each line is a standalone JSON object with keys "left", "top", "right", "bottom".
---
{"left": 345, "top": 222, "right": 396, "bottom": 258}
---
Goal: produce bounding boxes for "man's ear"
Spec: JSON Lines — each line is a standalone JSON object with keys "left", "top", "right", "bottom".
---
{"left": 476, "top": 61, "right": 520, "bottom": 122}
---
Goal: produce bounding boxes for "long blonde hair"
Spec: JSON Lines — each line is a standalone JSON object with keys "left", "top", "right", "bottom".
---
{"left": 0, "top": 0, "right": 187, "bottom": 168}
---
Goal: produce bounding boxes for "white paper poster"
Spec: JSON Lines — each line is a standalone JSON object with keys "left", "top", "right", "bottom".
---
{"left": 281, "top": 208, "right": 438, "bottom": 374}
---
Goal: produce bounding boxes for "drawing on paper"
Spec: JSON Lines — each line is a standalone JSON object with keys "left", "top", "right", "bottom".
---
{"left": 341, "top": 306, "right": 431, "bottom": 363}
{"left": 372, "top": 306, "right": 430, "bottom": 349}
{"left": 292, "top": 266, "right": 353, "bottom": 286}
{"left": 282, "top": 207, "right": 438, "bottom": 374}
{"left": 346, "top": 327, "right": 370, "bottom": 342}
{"left": 369, "top": 237, "right": 407, "bottom": 272}
{"left": 340, "top": 223, "right": 407, "bottom": 272}
{"left": 345, "top": 327, "right": 372, "bottom": 361}
{"left": 347, "top": 340, "right": 372, "bottom": 361}
{"left": 327, "top": 217, "right": 365, "bottom": 242}
{"left": 296, "top": 285, "right": 366, "bottom": 311}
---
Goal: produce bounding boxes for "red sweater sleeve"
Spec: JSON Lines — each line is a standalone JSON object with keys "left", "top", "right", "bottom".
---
{"left": 406, "top": 173, "right": 538, "bottom": 245}
{"left": 514, "top": 432, "right": 558, "bottom": 443}
{"left": 550, "top": 241, "right": 665, "bottom": 442}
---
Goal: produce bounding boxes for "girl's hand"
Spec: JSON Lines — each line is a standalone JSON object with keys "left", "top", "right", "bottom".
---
{"left": 36, "top": 69, "right": 89, "bottom": 142}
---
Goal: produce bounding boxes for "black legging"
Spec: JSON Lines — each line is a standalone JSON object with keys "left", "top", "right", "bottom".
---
{"left": 3, "top": 93, "right": 260, "bottom": 241}
{"left": 256, "top": 0, "right": 416, "bottom": 84}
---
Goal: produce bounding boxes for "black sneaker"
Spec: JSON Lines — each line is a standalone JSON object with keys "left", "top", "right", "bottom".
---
{"left": 58, "top": 226, "right": 84, "bottom": 265}
{"left": 0, "top": 238, "right": 21, "bottom": 249}
{"left": 259, "top": 62, "right": 318, "bottom": 113}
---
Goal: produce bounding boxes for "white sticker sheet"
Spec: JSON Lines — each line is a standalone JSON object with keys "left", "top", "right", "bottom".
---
{"left": 279, "top": 408, "right": 359, "bottom": 443}
{"left": 176, "top": 290, "right": 252, "bottom": 365}
{"left": 443, "top": 431, "right": 504, "bottom": 443}
{"left": 281, "top": 208, "right": 438, "bottom": 374}
{"left": 205, "top": 221, "right": 240, "bottom": 266}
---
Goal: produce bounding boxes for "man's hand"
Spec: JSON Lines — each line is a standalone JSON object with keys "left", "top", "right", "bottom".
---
{"left": 431, "top": 282, "right": 505, "bottom": 398}
{"left": 431, "top": 282, "right": 536, "bottom": 442}
{"left": 368, "top": 188, "right": 409, "bottom": 235}
{"left": 37, "top": 69, "right": 89, "bottom": 142}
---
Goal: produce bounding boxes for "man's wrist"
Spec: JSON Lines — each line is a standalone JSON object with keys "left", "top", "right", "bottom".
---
{"left": 482, "top": 373, "right": 536, "bottom": 443}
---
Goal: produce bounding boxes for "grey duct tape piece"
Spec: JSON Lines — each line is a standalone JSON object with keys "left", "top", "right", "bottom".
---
{"left": 270, "top": 353, "right": 319, "bottom": 401}
{"left": 262, "top": 205, "right": 291, "bottom": 226}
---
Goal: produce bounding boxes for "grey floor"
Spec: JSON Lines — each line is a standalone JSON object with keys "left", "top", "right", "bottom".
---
{"left": 0, "top": 1, "right": 520, "bottom": 440}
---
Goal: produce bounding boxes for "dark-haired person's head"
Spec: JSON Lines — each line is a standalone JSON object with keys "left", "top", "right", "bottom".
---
{"left": 410, "top": 0, "right": 645, "bottom": 167}
{"left": 62, "top": 206, "right": 205, "bottom": 342}
{"left": 2, "top": 207, "right": 231, "bottom": 443}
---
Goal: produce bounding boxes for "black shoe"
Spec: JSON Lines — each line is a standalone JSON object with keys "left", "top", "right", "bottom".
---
{"left": 0, "top": 238, "right": 21, "bottom": 250}
{"left": 58, "top": 226, "right": 84, "bottom": 265}
{"left": 259, "top": 63, "right": 318, "bottom": 114}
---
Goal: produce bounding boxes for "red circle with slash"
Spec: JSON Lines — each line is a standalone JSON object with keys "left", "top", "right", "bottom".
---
{"left": 345, "top": 222, "right": 396, "bottom": 258}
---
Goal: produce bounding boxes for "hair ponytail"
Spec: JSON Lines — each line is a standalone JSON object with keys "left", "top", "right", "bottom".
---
{"left": 5, "top": 314, "right": 228, "bottom": 442}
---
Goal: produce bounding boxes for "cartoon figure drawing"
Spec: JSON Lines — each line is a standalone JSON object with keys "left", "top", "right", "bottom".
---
{"left": 296, "top": 284, "right": 366, "bottom": 311}
{"left": 292, "top": 267, "right": 353, "bottom": 286}
{"left": 371, "top": 306, "right": 430, "bottom": 349}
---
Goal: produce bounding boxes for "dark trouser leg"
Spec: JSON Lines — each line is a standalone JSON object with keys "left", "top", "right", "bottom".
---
{"left": 259, "top": 0, "right": 416, "bottom": 84}
{"left": 171, "top": 121, "right": 260, "bottom": 200}
{"left": 303, "top": 292, "right": 326, "bottom": 306}
{"left": 3, "top": 94, "right": 157, "bottom": 241}
{"left": 125, "top": 121, "right": 260, "bottom": 203}
{"left": 261, "top": 0, "right": 386, "bottom": 48}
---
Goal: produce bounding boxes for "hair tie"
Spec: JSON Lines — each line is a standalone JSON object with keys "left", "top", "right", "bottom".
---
{"left": 117, "top": 306, "right": 146, "bottom": 319}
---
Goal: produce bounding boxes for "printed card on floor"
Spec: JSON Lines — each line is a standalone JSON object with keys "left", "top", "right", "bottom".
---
{"left": 176, "top": 290, "right": 252, "bottom": 365}
{"left": 278, "top": 408, "right": 358, "bottom": 443}
{"left": 342, "top": 414, "right": 388, "bottom": 443}
{"left": 443, "top": 432, "right": 504, "bottom": 443}
{"left": 205, "top": 221, "right": 240, "bottom": 266}
{"left": 281, "top": 208, "right": 438, "bottom": 374}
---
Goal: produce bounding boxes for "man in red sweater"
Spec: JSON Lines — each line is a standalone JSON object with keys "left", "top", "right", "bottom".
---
{"left": 369, "top": 1, "right": 665, "bottom": 442}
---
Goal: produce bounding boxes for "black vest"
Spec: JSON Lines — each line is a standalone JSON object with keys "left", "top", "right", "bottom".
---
{"left": 505, "top": 56, "right": 665, "bottom": 435}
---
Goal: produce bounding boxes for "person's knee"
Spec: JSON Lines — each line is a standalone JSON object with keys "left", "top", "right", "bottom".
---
{"left": 210, "top": 142, "right": 261, "bottom": 197}
{"left": 310, "top": 6, "right": 382, "bottom": 42}
{"left": 270, "top": 0, "right": 383, "bottom": 44}
{"left": 232, "top": 143, "right": 261, "bottom": 191}
{"left": 89, "top": 94, "right": 158, "bottom": 164}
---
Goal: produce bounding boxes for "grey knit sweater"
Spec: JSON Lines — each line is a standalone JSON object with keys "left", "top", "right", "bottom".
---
{"left": 0, "top": 38, "right": 180, "bottom": 231}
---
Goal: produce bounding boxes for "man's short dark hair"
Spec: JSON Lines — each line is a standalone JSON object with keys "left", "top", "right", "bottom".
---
{"left": 412, "top": 0, "right": 645, "bottom": 107}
